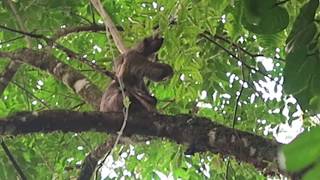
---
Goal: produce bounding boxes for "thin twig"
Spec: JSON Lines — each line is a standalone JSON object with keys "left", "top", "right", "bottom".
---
{"left": 7, "top": 0, "right": 34, "bottom": 111}
{"left": 232, "top": 54, "right": 246, "bottom": 129}
{"left": 0, "top": 24, "right": 116, "bottom": 80}
{"left": 212, "top": 33, "right": 260, "bottom": 58}
{"left": 0, "top": 35, "right": 24, "bottom": 45}
{"left": 51, "top": 24, "right": 105, "bottom": 41}
{"left": 200, "top": 33, "right": 281, "bottom": 85}
{"left": 211, "top": 33, "right": 285, "bottom": 62}
{"left": 90, "top": 2, "right": 96, "bottom": 24}
{"left": 70, "top": 102, "right": 86, "bottom": 110}
{"left": 53, "top": 43, "right": 116, "bottom": 80}
{"left": 160, "top": 99, "right": 175, "bottom": 110}
{"left": 39, "top": 88, "right": 82, "bottom": 101}
{"left": 0, "top": 24, "right": 46, "bottom": 40}
{"left": 94, "top": 79, "right": 129, "bottom": 178}
{"left": 7, "top": 0, "right": 32, "bottom": 47}
{"left": 225, "top": 51, "right": 245, "bottom": 180}
{"left": 70, "top": 12, "right": 93, "bottom": 24}
{"left": 12, "top": 81, "right": 51, "bottom": 109}
{"left": 201, "top": 33, "right": 260, "bottom": 73}
{"left": 0, "top": 0, "right": 33, "bottom": 99}
{"left": 275, "top": 0, "right": 290, "bottom": 6}
{"left": 1, "top": 140, "right": 27, "bottom": 180}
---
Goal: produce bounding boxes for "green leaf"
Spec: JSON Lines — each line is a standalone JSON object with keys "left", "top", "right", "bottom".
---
{"left": 174, "top": 168, "right": 189, "bottom": 179}
{"left": 288, "top": 0, "right": 319, "bottom": 39}
{"left": 243, "top": 0, "right": 276, "bottom": 18}
{"left": 311, "top": 70, "right": 320, "bottom": 95}
{"left": 309, "top": 96, "right": 320, "bottom": 112}
{"left": 281, "top": 127, "right": 320, "bottom": 172}
{"left": 241, "top": 0, "right": 289, "bottom": 34}
{"left": 303, "top": 163, "right": 320, "bottom": 180}
{"left": 283, "top": 49, "right": 314, "bottom": 94}
{"left": 209, "top": 0, "right": 229, "bottom": 13}
{"left": 286, "top": 23, "right": 317, "bottom": 53}
{"left": 294, "top": 88, "right": 313, "bottom": 111}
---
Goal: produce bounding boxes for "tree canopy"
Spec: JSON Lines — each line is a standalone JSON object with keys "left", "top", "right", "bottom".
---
{"left": 0, "top": 0, "right": 319, "bottom": 179}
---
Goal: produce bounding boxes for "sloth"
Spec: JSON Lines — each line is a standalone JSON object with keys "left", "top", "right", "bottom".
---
{"left": 100, "top": 34, "right": 173, "bottom": 113}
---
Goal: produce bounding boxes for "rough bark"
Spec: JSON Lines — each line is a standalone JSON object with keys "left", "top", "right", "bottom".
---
{"left": 0, "top": 49, "right": 102, "bottom": 109}
{"left": 0, "top": 61, "right": 21, "bottom": 96}
{"left": 0, "top": 110, "right": 282, "bottom": 175}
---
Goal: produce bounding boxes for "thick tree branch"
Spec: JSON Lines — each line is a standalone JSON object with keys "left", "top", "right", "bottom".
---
{"left": 0, "top": 110, "right": 283, "bottom": 175}
{"left": 0, "top": 49, "right": 102, "bottom": 109}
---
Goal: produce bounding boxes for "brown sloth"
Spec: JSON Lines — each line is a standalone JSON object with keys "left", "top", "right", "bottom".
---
{"left": 100, "top": 34, "right": 173, "bottom": 113}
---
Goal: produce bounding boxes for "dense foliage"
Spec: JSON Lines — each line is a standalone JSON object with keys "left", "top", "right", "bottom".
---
{"left": 0, "top": 0, "right": 319, "bottom": 179}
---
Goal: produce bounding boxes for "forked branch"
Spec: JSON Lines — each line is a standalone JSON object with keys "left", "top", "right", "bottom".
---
{"left": 90, "top": 0, "right": 128, "bottom": 53}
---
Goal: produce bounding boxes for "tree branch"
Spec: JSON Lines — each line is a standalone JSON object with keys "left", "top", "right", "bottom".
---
{"left": 11, "top": 80, "right": 50, "bottom": 109}
{"left": 0, "top": 24, "right": 46, "bottom": 40}
{"left": 78, "top": 136, "right": 116, "bottom": 180}
{"left": 0, "top": 110, "right": 284, "bottom": 175}
{"left": 51, "top": 24, "right": 124, "bottom": 41}
{"left": 6, "top": 0, "right": 32, "bottom": 47}
{"left": 89, "top": 2, "right": 132, "bottom": 178}
{"left": 211, "top": 33, "right": 285, "bottom": 62}
{"left": 200, "top": 33, "right": 281, "bottom": 85}
{"left": 51, "top": 24, "right": 105, "bottom": 41}
{"left": 1, "top": 140, "right": 27, "bottom": 180}
{"left": 0, "top": 0, "right": 33, "bottom": 98}
{"left": 0, "top": 61, "right": 21, "bottom": 96}
{"left": 0, "top": 24, "right": 116, "bottom": 79}
{"left": 212, "top": 33, "right": 262, "bottom": 58}
{"left": 53, "top": 43, "right": 116, "bottom": 80}
{"left": 90, "top": 0, "right": 128, "bottom": 53}
{"left": 0, "top": 49, "right": 102, "bottom": 109}
{"left": 226, "top": 51, "right": 246, "bottom": 178}
{"left": 0, "top": 35, "right": 24, "bottom": 45}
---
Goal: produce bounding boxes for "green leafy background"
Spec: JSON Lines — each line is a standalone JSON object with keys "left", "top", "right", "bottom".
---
{"left": 0, "top": 0, "right": 319, "bottom": 179}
